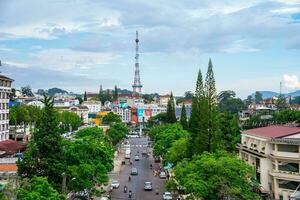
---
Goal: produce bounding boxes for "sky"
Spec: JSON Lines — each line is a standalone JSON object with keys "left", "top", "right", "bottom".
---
{"left": 0, "top": 0, "right": 300, "bottom": 98}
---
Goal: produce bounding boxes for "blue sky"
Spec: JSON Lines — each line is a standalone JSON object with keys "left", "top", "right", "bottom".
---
{"left": 1, "top": 0, "right": 300, "bottom": 98}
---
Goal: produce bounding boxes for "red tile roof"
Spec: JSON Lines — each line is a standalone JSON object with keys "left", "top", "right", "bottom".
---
{"left": 0, "top": 140, "right": 24, "bottom": 155}
{"left": 0, "top": 164, "right": 17, "bottom": 172}
{"left": 243, "top": 125, "right": 300, "bottom": 138}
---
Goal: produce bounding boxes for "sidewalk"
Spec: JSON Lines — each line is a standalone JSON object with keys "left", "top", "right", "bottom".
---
{"left": 92, "top": 147, "right": 125, "bottom": 199}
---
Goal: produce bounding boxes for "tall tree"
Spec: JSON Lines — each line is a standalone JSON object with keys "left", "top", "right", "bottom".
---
{"left": 276, "top": 94, "right": 288, "bottom": 111}
{"left": 255, "top": 91, "right": 263, "bottom": 104}
{"left": 21, "top": 86, "right": 34, "bottom": 97}
{"left": 180, "top": 103, "right": 188, "bottom": 129}
{"left": 189, "top": 69, "right": 208, "bottom": 155}
{"left": 245, "top": 95, "right": 253, "bottom": 107}
{"left": 83, "top": 91, "right": 87, "bottom": 101}
{"left": 17, "top": 96, "right": 65, "bottom": 190}
{"left": 205, "top": 59, "right": 220, "bottom": 152}
{"left": 166, "top": 92, "right": 177, "bottom": 123}
{"left": 218, "top": 90, "right": 245, "bottom": 114}
{"left": 113, "top": 85, "right": 118, "bottom": 101}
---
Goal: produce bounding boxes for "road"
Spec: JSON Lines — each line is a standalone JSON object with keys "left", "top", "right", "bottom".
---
{"left": 111, "top": 136, "right": 166, "bottom": 200}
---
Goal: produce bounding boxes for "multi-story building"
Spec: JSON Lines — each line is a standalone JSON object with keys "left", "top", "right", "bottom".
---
{"left": 82, "top": 101, "right": 102, "bottom": 113}
{"left": 0, "top": 75, "right": 13, "bottom": 142}
{"left": 113, "top": 106, "right": 131, "bottom": 123}
{"left": 238, "top": 125, "right": 300, "bottom": 200}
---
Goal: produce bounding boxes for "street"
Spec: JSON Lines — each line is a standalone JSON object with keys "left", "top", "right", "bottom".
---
{"left": 111, "top": 136, "right": 166, "bottom": 200}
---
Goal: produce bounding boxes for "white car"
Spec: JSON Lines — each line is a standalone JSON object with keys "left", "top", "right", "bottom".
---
{"left": 111, "top": 180, "right": 120, "bottom": 189}
{"left": 159, "top": 171, "right": 166, "bottom": 179}
{"left": 163, "top": 192, "right": 173, "bottom": 200}
{"left": 134, "top": 155, "right": 140, "bottom": 161}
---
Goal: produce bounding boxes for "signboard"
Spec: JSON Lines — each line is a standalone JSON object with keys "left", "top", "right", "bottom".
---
{"left": 137, "top": 109, "right": 144, "bottom": 117}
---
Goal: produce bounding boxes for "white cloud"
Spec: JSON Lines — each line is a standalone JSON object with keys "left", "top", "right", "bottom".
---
{"left": 3, "top": 61, "right": 29, "bottom": 68}
{"left": 29, "top": 48, "right": 115, "bottom": 71}
{"left": 221, "top": 40, "right": 261, "bottom": 53}
{"left": 283, "top": 74, "right": 300, "bottom": 89}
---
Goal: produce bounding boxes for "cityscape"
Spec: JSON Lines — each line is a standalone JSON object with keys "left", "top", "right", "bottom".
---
{"left": 1, "top": 1, "right": 300, "bottom": 200}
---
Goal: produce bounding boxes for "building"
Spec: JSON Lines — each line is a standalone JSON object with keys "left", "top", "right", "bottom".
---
{"left": 0, "top": 75, "right": 13, "bottom": 142}
{"left": 26, "top": 100, "right": 44, "bottom": 108}
{"left": 93, "top": 111, "right": 110, "bottom": 126}
{"left": 82, "top": 101, "right": 102, "bottom": 113}
{"left": 238, "top": 125, "right": 300, "bottom": 200}
{"left": 113, "top": 106, "right": 131, "bottom": 123}
{"left": 59, "top": 106, "right": 89, "bottom": 124}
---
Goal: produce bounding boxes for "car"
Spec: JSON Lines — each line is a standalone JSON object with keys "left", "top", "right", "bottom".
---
{"left": 154, "top": 156, "right": 161, "bottom": 163}
{"left": 131, "top": 167, "right": 138, "bottom": 175}
{"left": 111, "top": 180, "right": 120, "bottom": 189}
{"left": 142, "top": 150, "right": 147, "bottom": 156}
{"left": 134, "top": 155, "right": 140, "bottom": 161}
{"left": 163, "top": 192, "right": 173, "bottom": 200}
{"left": 100, "top": 196, "right": 109, "bottom": 200}
{"left": 159, "top": 171, "right": 166, "bottom": 179}
{"left": 144, "top": 181, "right": 152, "bottom": 191}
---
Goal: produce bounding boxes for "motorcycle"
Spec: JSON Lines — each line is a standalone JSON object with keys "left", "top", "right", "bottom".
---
{"left": 129, "top": 190, "right": 132, "bottom": 198}
{"left": 124, "top": 186, "right": 127, "bottom": 193}
{"left": 128, "top": 176, "right": 131, "bottom": 182}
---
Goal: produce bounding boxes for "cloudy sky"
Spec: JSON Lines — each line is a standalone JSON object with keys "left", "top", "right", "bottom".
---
{"left": 0, "top": 0, "right": 300, "bottom": 98}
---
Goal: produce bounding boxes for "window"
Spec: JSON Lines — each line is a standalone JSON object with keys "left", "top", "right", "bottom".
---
{"left": 278, "top": 144, "right": 299, "bottom": 153}
{"left": 278, "top": 179, "right": 300, "bottom": 190}
{"left": 278, "top": 162, "right": 299, "bottom": 173}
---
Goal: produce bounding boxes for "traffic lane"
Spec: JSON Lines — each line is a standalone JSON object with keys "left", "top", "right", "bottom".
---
{"left": 111, "top": 137, "right": 166, "bottom": 200}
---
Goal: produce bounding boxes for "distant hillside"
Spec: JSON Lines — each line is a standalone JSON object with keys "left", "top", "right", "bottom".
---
{"left": 251, "top": 90, "right": 300, "bottom": 99}
{"left": 47, "top": 88, "right": 68, "bottom": 96}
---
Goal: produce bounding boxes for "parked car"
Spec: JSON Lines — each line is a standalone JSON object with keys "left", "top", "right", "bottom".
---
{"left": 154, "top": 156, "right": 160, "bottom": 163}
{"left": 111, "top": 180, "right": 120, "bottom": 189}
{"left": 144, "top": 181, "right": 153, "bottom": 191}
{"left": 160, "top": 171, "right": 166, "bottom": 179}
{"left": 163, "top": 192, "right": 173, "bottom": 200}
{"left": 131, "top": 167, "right": 138, "bottom": 175}
{"left": 134, "top": 155, "right": 140, "bottom": 161}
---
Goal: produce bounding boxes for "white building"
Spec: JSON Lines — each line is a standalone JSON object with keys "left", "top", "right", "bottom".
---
{"left": 82, "top": 101, "right": 101, "bottom": 113}
{"left": 238, "top": 126, "right": 300, "bottom": 200}
{"left": 0, "top": 75, "right": 13, "bottom": 141}
{"left": 53, "top": 99, "right": 79, "bottom": 107}
{"left": 26, "top": 100, "right": 44, "bottom": 108}
{"left": 113, "top": 106, "right": 131, "bottom": 123}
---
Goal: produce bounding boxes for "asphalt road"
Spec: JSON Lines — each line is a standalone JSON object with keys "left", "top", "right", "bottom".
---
{"left": 111, "top": 136, "right": 166, "bottom": 200}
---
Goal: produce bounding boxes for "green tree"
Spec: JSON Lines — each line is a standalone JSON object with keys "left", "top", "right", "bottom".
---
{"left": 9, "top": 88, "right": 16, "bottom": 101}
{"left": 166, "top": 92, "right": 177, "bottom": 123}
{"left": 147, "top": 112, "right": 168, "bottom": 127}
{"left": 180, "top": 103, "right": 188, "bottom": 129}
{"left": 174, "top": 151, "right": 261, "bottom": 200}
{"left": 17, "top": 177, "right": 65, "bottom": 200}
{"left": 113, "top": 85, "right": 118, "bottom": 101}
{"left": 189, "top": 68, "right": 208, "bottom": 155}
{"left": 17, "top": 96, "right": 65, "bottom": 190}
{"left": 58, "top": 111, "right": 82, "bottom": 133}
{"left": 245, "top": 95, "right": 253, "bottom": 107}
{"left": 84, "top": 91, "right": 87, "bottom": 101}
{"left": 205, "top": 59, "right": 221, "bottom": 152}
{"left": 75, "top": 96, "right": 83, "bottom": 104}
{"left": 165, "top": 137, "right": 188, "bottom": 165}
{"left": 106, "top": 123, "right": 128, "bottom": 145}
{"left": 219, "top": 113, "right": 241, "bottom": 152}
{"left": 255, "top": 91, "right": 263, "bottom": 104}
{"left": 149, "top": 123, "right": 188, "bottom": 158}
{"left": 184, "top": 91, "right": 194, "bottom": 100}
{"left": 276, "top": 94, "right": 288, "bottom": 111}
{"left": 21, "top": 86, "right": 34, "bottom": 97}
{"left": 102, "top": 112, "right": 121, "bottom": 126}
{"left": 218, "top": 90, "right": 246, "bottom": 114}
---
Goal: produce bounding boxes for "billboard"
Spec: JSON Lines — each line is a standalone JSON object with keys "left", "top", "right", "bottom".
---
{"left": 137, "top": 108, "right": 144, "bottom": 117}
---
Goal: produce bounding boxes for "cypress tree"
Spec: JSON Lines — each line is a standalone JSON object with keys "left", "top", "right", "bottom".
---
{"left": 205, "top": 59, "right": 221, "bottom": 152}
{"left": 189, "top": 69, "right": 208, "bottom": 155}
{"left": 180, "top": 102, "right": 188, "bottom": 129}
{"left": 84, "top": 91, "right": 87, "bottom": 101}
{"left": 167, "top": 92, "right": 177, "bottom": 123}
{"left": 113, "top": 85, "right": 118, "bottom": 101}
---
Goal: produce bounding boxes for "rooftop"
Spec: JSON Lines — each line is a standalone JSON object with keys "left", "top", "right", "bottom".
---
{"left": 0, "top": 164, "right": 17, "bottom": 172}
{"left": 243, "top": 125, "right": 300, "bottom": 138}
{"left": 0, "top": 140, "right": 24, "bottom": 155}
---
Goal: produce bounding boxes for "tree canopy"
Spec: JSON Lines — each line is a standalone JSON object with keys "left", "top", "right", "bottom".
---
{"left": 174, "top": 151, "right": 261, "bottom": 200}
{"left": 102, "top": 112, "right": 122, "bottom": 125}
{"left": 17, "top": 177, "right": 65, "bottom": 200}
{"left": 166, "top": 93, "right": 177, "bottom": 123}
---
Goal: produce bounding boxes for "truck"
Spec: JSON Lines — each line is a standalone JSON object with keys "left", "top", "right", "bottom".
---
{"left": 125, "top": 149, "right": 131, "bottom": 159}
